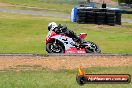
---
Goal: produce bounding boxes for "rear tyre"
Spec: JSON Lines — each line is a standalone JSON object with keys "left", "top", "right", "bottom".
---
{"left": 46, "top": 42, "right": 64, "bottom": 53}
{"left": 85, "top": 42, "right": 101, "bottom": 53}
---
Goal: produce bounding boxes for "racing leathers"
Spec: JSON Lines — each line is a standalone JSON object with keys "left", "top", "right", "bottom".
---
{"left": 52, "top": 24, "right": 82, "bottom": 45}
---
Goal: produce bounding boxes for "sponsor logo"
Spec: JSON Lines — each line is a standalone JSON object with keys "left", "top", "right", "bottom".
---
{"left": 76, "top": 67, "right": 131, "bottom": 85}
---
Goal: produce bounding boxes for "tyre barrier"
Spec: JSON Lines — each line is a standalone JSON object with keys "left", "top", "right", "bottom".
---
{"left": 71, "top": 7, "right": 121, "bottom": 26}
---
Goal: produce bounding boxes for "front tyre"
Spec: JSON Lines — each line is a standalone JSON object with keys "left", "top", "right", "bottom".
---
{"left": 46, "top": 42, "right": 64, "bottom": 53}
{"left": 85, "top": 42, "right": 101, "bottom": 53}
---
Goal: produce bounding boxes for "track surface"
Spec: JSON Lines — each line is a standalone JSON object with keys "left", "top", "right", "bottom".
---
{"left": 0, "top": 53, "right": 132, "bottom": 56}
{"left": 0, "top": 54, "right": 132, "bottom": 70}
{"left": 0, "top": 8, "right": 132, "bottom": 23}
{"left": 0, "top": 8, "right": 70, "bottom": 18}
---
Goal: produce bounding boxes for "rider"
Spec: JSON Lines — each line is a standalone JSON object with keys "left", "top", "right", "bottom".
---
{"left": 48, "top": 22, "right": 82, "bottom": 46}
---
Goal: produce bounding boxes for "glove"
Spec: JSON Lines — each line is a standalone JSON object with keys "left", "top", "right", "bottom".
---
{"left": 61, "top": 26, "right": 67, "bottom": 32}
{"left": 77, "top": 37, "right": 82, "bottom": 44}
{"left": 58, "top": 24, "right": 63, "bottom": 28}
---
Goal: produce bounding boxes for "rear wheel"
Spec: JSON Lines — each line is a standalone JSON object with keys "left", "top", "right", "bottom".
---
{"left": 85, "top": 42, "right": 101, "bottom": 53}
{"left": 46, "top": 42, "right": 64, "bottom": 53}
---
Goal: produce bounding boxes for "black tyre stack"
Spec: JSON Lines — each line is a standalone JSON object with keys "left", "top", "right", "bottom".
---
{"left": 77, "top": 9, "right": 87, "bottom": 23}
{"left": 106, "top": 12, "right": 115, "bottom": 26}
{"left": 86, "top": 11, "right": 96, "bottom": 24}
{"left": 115, "top": 11, "right": 122, "bottom": 25}
{"left": 96, "top": 12, "right": 106, "bottom": 25}
{"left": 76, "top": 8, "right": 122, "bottom": 26}
{"left": 77, "top": 11, "right": 86, "bottom": 23}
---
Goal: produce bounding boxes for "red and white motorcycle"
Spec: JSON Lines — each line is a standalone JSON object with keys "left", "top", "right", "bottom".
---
{"left": 45, "top": 31, "right": 101, "bottom": 54}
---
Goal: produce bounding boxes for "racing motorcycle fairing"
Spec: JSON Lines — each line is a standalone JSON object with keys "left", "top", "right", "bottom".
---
{"left": 65, "top": 48, "right": 86, "bottom": 54}
{"left": 45, "top": 31, "right": 101, "bottom": 54}
{"left": 79, "top": 33, "right": 87, "bottom": 39}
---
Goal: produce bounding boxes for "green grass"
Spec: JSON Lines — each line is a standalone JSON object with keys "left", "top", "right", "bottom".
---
{"left": 0, "top": 66, "right": 132, "bottom": 88}
{"left": 0, "top": 0, "right": 74, "bottom": 13}
{"left": 0, "top": 12, "right": 132, "bottom": 54}
{"left": 122, "top": 14, "right": 132, "bottom": 19}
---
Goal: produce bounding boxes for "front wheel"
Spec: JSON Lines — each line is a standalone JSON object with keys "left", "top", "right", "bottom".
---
{"left": 46, "top": 42, "right": 64, "bottom": 53}
{"left": 85, "top": 42, "right": 101, "bottom": 53}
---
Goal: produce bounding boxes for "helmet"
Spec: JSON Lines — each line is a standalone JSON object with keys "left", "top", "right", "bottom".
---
{"left": 48, "top": 22, "right": 58, "bottom": 31}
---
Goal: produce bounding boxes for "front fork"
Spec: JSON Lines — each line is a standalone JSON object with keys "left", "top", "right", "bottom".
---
{"left": 53, "top": 40, "right": 60, "bottom": 49}
{"left": 53, "top": 40, "right": 57, "bottom": 46}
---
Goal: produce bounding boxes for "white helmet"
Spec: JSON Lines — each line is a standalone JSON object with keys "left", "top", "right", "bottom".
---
{"left": 48, "top": 22, "right": 58, "bottom": 31}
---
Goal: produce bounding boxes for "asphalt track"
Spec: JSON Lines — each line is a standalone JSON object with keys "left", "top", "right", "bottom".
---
{"left": 0, "top": 54, "right": 132, "bottom": 57}
{"left": 0, "top": 8, "right": 132, "bottom": 23}
{"left": 0, "top": 8, "right": 70, "bottom": 18}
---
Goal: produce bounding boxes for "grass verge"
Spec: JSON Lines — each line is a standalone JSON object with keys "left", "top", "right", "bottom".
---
{"left": 0, "top": 66, "right": 132, "bottom": 88}
{"left": 122, "top": 14, "right": 132, "bottom": 19}
{"left": 0, "top": 0, "right": 73, "bottom": 13}
{"left": 0, "top": 12, "right": 132, "bottom": 54}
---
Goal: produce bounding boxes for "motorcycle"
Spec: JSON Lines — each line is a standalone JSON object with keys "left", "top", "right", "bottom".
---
{"left": 45, "top": 31, "right": 101, "bottom": 54}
